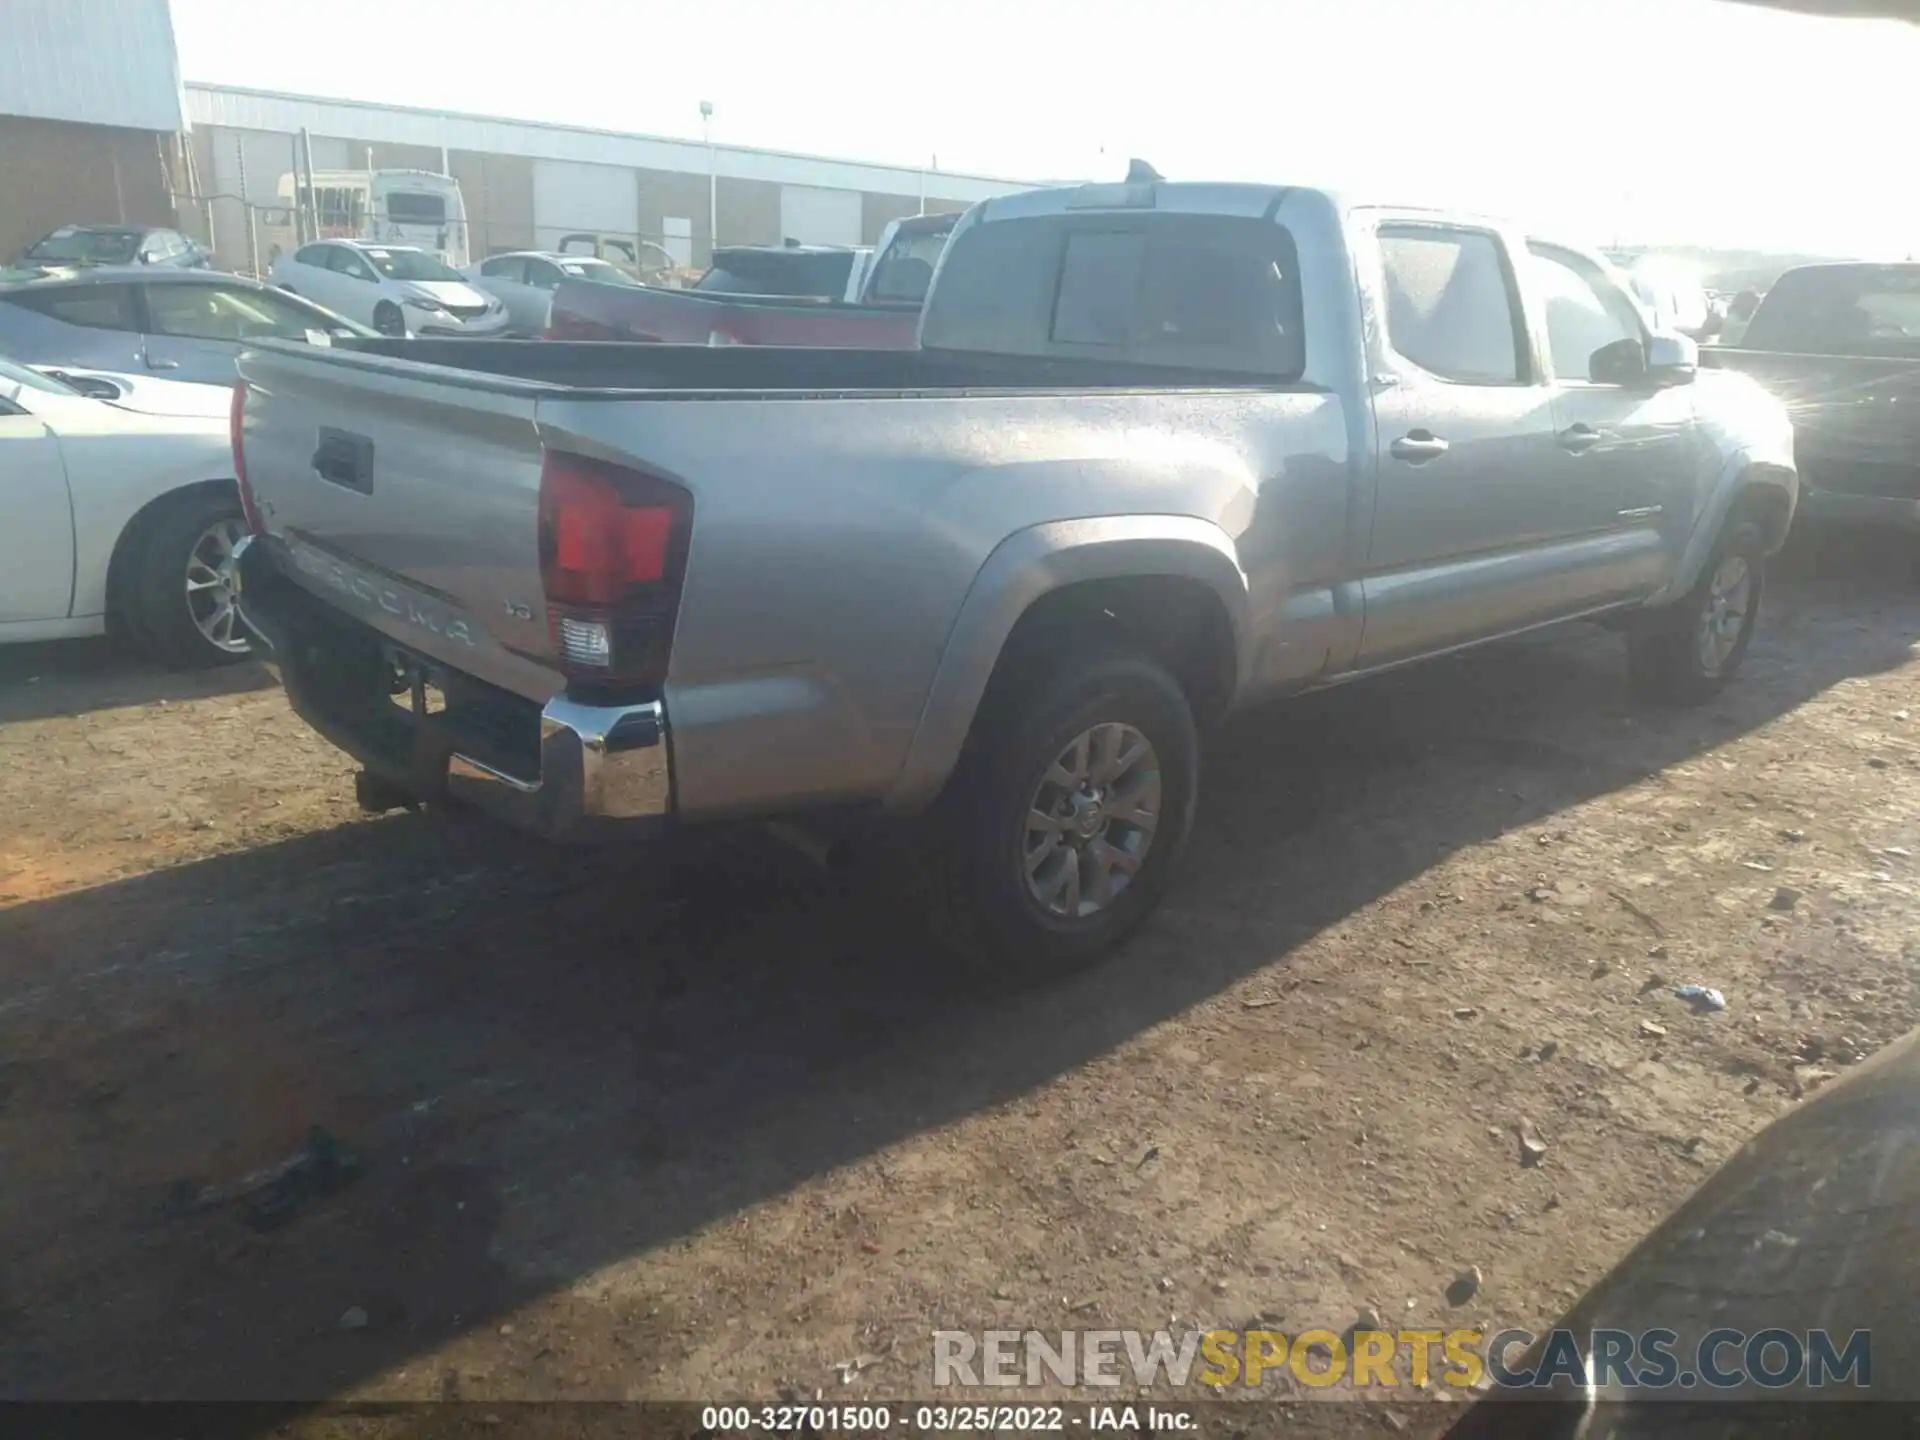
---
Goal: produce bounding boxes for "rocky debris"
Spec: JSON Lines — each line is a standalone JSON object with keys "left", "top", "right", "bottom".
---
{"left": 1780, "top": 828, "right": 1807, "bottom": 843}
{"left": 1516, "top": 1120, "right": 1548, "bottom": 1168}
{"left": 1640, "top": 1019, "right": 1669, "bottom": 1039}
{"left": 1674, "top": 985, "right": 1726, "bottom": 1014}
{"left": 1537, "top": 1040, "right": 1560, "bottom": 1061}
{"left": 338, "top": 1306, "right": 369, "bottom": 1331}
{"left": 1769, "top": 886, "right": 1803, "bottom": 912}
{"left": 1445, "top": 1266, "right": 1482, "bottom": 1306}
{"left": 160, "top": 1125, "right": 364, "bottom": 1231}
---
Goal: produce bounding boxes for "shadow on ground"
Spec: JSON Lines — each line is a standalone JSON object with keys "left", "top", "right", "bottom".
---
{"left": 0, "top": 533, "right": 1914, "bottom": 1405}
{"left": 0, "top": 638, "right": 275, "bottom": 725}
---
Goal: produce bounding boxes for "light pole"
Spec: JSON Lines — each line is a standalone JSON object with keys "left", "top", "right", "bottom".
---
{"left": 699, "top": 101, "right": 716, "bottom": 260}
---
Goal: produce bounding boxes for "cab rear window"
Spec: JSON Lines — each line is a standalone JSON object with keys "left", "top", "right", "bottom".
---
{"left": 922, "top": 211, "right": 1305, "bottom": 380}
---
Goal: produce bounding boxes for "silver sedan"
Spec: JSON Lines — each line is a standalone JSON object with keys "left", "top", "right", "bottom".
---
{"left": 0, "top": 268, "right": 371, "bottom": 388}
{"left": 464, "top": 251, "right": 644, "bottom": 337}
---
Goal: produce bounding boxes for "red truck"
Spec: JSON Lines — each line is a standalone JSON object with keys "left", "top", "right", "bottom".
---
{"left": 544, "top": 212, "right": 958, "bottom": 347}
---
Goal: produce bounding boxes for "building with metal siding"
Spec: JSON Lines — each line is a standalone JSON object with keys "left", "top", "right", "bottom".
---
{"left": 183, "top": 84, "right": 1035, "bottom": 272}
{"left": 0, "top": 0, "right": 188, "bottom": 259}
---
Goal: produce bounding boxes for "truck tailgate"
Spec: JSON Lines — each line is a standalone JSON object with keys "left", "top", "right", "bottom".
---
{"left": 237, "top": 342, "right": 561, "bottom": 701}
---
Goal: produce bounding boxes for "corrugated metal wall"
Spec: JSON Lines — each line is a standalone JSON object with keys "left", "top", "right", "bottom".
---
{"left": 0, "top": 0, "right": 184, "bottom": 132}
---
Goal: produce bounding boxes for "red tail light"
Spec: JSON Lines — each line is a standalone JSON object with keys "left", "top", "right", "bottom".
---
{"left": 537, "top": 450, "right": 692, "bottom": 690}
{"left": 230, "top": 382, "right": 265, "bottom": 535}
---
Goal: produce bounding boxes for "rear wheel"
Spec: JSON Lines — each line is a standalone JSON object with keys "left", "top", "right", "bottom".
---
{"left": 933, "top": 652, "right": 1199, "bottom": 970}
{"left": 1628, "top": 519, "right": 1765, "bottom": 704}
{"left": 122, "top": 491, "right": 252, "bottom": 669}
{"left": 373, "top": 301, "right": 406, "bottom": 337}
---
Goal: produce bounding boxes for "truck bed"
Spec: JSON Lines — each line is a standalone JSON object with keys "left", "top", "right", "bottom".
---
{"left": 311, "top": 337, "right": 1295, "bottom": 396}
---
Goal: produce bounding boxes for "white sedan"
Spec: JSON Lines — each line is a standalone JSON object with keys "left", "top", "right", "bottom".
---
{"left": 464, "top": 250, "right": 643, "bottom": 336}
{"left": 269, "top": 240, "right": 511, "bottom": 339}
{"left": 1, "top": 356, "right": 253, "bottom": 666}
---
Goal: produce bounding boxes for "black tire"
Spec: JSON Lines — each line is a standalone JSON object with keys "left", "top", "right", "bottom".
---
{"left": 122, "top": 490, "right": 252, "bottom": 670}
{"left": 1627, "top": 518, "right": 1766, "bottom": 705}
{"left": 932, "top": 652, "right": 1200, "bottom": 970}
{"left": 373, "top": 301, "right": 406, "bottom": 337}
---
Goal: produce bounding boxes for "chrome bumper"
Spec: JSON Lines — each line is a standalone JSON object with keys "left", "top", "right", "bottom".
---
{"left": 444, "top": 694, "right": 671, "bottom": 838}
{"left": 235, "top": 534, "right": 671, "bottom": 842}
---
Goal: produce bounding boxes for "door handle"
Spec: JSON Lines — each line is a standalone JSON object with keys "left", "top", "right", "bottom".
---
{"left": 147, "top": 358, "right": 181, "bottom": 370}
{"left": 1557, "top": 423, "right": 1604, "bottom": 453}
{"left": 1390, "top": 430, "right": 1450, "bottom": 463}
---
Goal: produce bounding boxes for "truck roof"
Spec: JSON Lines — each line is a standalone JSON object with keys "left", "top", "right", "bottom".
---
{"left": 973, "top": 179, "right": 1515, "bottom": 231}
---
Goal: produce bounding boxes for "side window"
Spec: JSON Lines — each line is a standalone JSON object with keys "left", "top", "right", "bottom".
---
{"left": 1526, "top": 244, "right": 1643, "bottom": 382}
{"left": 329, "top": 249, "right": 374, "bottom": 281}
{"left": 527, "top": 261, "right": 563, "bottom": 290}
{"left": 295, "top": 244, "right": 331, "bottom": 267}
{"left": 1, "top": 283, "right": 139, "bottom": 332}
{"left": 147, "top": 284, "right": 326, "bottom": 341}
{"left": 480, "top": 256, "right": 524, "bottom": 281}
{"left": 1378, "top": 226, "right": 1525, "bottom": 384}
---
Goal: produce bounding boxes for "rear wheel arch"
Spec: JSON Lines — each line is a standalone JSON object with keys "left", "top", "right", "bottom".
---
{"left": 886, "top": 519, "right": 1249, "bottom": 812}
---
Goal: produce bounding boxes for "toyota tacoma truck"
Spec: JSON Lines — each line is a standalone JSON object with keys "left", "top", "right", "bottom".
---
{"left": 543, "top": 212, "right": 958, "bottom": 348}
{"left": 1703, "top": 261, "right": 1920, "bottom": 546}
{"left": 230, "top": 180, "right": 1797, "bottom": 966}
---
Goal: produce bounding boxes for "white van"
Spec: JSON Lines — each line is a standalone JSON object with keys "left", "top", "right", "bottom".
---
{"left": 265, "top": 170, "right": 471, "bottom": 271}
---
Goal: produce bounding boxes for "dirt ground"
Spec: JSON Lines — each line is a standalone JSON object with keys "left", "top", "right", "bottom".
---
{"left": 1, "top": 533, "right": 1916, "bottom": 1435}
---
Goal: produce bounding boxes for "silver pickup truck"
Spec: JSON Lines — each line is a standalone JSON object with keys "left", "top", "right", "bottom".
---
{"left": 231, "top": 180, "right": 1797, "bottom": 966}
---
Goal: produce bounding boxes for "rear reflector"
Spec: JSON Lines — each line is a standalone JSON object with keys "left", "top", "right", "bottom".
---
{"left": 537, "top": 450, "right": 692, "bottom": 688}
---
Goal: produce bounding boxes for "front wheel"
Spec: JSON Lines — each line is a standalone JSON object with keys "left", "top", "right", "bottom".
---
{"left": 1628, "top": 518, "right": 1766, "bottom": 704}
{"left": 936, "top": 653, "right": 1199, "bottom": 970}
{"left": 373, "top": 302, "right": 406, "bottom": 337}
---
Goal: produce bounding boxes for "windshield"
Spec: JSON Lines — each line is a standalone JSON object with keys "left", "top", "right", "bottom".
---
{"left": 695, "top": 249, "right": 855, "bottom": 298}
{"left": 384, "top": 191, "right": 448, "bottom": 225}
{"left": 23, "top": 227, "right": 140, "bottom": 265}
{"left": 559, "top": 259, "right": 641, "bottom": 288}
{"left": 363, "top": 248, "right": 463, "bottom": 282}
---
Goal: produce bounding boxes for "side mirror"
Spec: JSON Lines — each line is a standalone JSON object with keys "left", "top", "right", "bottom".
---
{"left": 1646, "top": 331, "right": 1698, "bottom": 387}
{"left": 1589, "top": 336, "right": 1648, "bottom": 387}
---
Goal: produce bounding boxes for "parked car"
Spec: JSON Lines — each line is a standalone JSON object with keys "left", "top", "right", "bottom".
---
{"left": 1714, "top": 287, "right": 1764, "bottom": 347}
{"left": 1623, "top": 258, "right": 1715, "bottom": 340}
{"left": 0, "top": 355, "right": 249, "bottom": 665}
{"left": 464, "top": 251, "right": 642, "bottom": 336}
{"left": 25, "top": 363, "right": 232, "bottom": 418}
{"left": 556, "top": 234, "right": 680, "bottom": 280}
{"left": 231, "top": 181, "right": 1795, "bottom": 966}
{"left": 0, "top": 269, "right": 372, "bottom": 387}
{"left": 1704, "top": 263, "right": 1920, "bottom": 546}
{"left": 269, "top": 240, "right": 510, "bottom": 339}
{"left": 14, "top": 224, "right": 211, "bottom": 271}
{"left": 545, "top": 212, "right": 958, "bottom": 346}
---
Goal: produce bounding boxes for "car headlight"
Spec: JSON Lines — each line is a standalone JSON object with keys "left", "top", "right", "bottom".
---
{"left": 403, "top": 295, "right": 446, "bottom": 313}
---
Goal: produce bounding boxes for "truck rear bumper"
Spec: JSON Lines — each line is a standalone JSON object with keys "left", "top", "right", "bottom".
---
{"left": 234, "top": 535, "right": 671, "bottom": 842}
